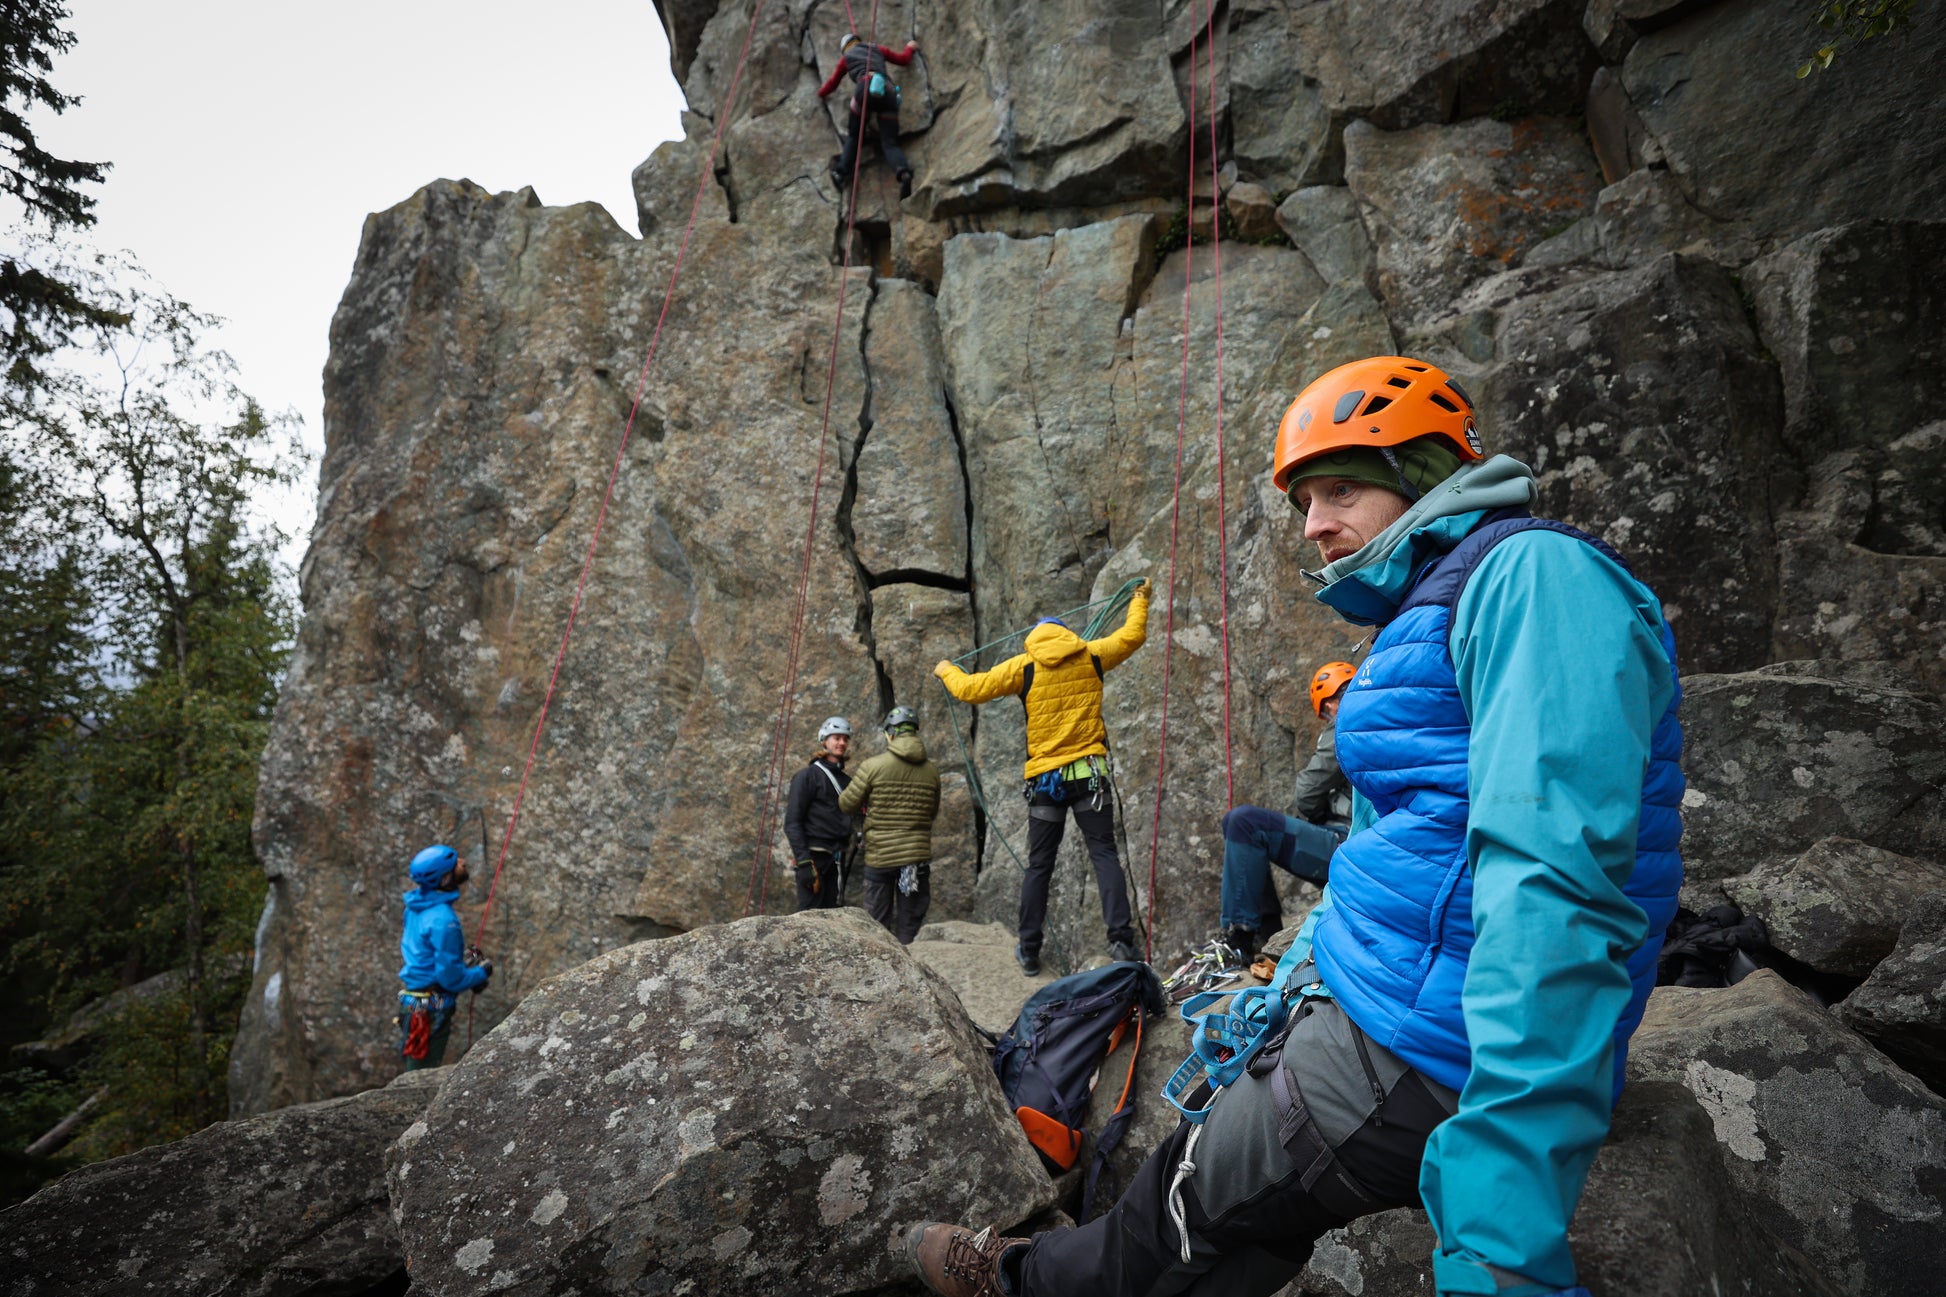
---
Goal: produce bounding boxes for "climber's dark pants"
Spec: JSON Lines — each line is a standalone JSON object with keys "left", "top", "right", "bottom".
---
{"left": 1020, "top": 777, "right": 1134, "bottom": 957}
{"left": 837, "top": 92, "right": 909, "bottom": 178}
{"left": 862, "top": 862, "right": 930, "bottom": 944}
{"left": 1003, "top": 1057, "right": 1450, "bottom": 1297}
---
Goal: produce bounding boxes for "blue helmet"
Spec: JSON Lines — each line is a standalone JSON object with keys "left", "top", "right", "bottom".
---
{"left": 1035, "top": 617, "right": 1068, "bottom": 629}
{"left": 409, "top": 844, "right": 458, "bottom": 885}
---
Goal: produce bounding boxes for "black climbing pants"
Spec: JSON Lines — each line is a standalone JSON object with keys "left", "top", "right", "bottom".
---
{"left": 795, "top": 848, "right": 841, "bottom": 912}
{"left": 836, "top": 93, "right": 910, "bottom": 180}
{"left": 1020, "top": 777, "right": 1134, "bottom": 957}
{"left": 861, "top": 862, "right": 931, "bottom": 944}
{"left": 1003, "top": 1058, "right": 1451, "bottom": 1297}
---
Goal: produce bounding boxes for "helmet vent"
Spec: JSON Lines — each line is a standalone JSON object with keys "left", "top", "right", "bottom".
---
{"left": 1385, "top": 376, "right": 1413, "bottom": 389}
{"left": 1428, "top": 392, "right": 1459, "bottom": 413}
{"left": 1332, "top": 390, "right": 1365, "bottom": 423}
{"left": 1404, "top": 364, "right": 1429, "bottom": 372}
{"left": 1360, "top": 394, "right": 1395, "bottom": 416}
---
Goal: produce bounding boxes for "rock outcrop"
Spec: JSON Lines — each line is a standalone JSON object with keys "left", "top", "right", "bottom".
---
{"left": 1628, "top": 972, "right": 1946, "bottom": 1295}
{"left": 0, "top": 1070, "right": 437, "bottom": 1296}
{"left": 1837, "top": 893, "right": 1946, "bottom": 1097}
{"left": 387, "top": 910, "right": 1053, "bottom": 1296}
{"left": 236, "top": 0, "right": 1946, "bottom": 1152}
{"left": 1289, "top": 1081, "right": 1840, "bottom": 1297}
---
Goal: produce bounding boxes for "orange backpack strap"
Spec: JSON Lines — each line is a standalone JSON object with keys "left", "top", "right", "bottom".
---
{"left": 1016, "top": 1105, "right": 1084, "bottom": 1171}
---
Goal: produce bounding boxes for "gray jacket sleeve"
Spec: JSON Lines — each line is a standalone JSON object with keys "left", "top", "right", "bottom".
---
{"left": 1292, "top": 722, "right": 1346, "bottom": 823}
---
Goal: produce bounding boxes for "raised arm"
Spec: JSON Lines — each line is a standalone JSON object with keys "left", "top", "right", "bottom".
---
{"left": 1421, "top": 531, "right": 1674, "bottom": 1297}
{"left": 934, "top": 652, "right": 1029, "bottom": 705}
{"left": 1088, "top": 581, "right": 1151, "bottom": 671}
{"left": 816, "top": 61, "right": 847, "bottom": 98}
{"left": 881, "top": 41, "right": 917, "bottom": 65}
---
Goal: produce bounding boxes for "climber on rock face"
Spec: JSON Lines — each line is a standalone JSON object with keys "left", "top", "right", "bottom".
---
{"left": 785, "top": 715, "right": 860, "bottom": 911}
{"left": 934, "top": 581, "right": 1151, "bottom": 973}
{"left": 908, "top": 356, "right": 1684, "bottom": 1297}
{"left": 1211, "top": 660, "right": 1356, "bottom": 965}
{"left": 397, "top": 844, "right": 491, "bottom": 1072}
{"left": 837, "top": 705, "right": 941, "bottom": 944}
{"left": 817, "top": 31, "right": 917, "bottom": 199}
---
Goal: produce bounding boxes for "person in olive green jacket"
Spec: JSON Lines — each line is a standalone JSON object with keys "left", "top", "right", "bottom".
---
{"left": 838, "top": 706, "right": 942, "bottom": 943}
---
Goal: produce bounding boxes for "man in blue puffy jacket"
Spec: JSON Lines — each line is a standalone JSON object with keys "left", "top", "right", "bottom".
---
{"left": 907, "top": 356, "right": 1683, "bottom": 1297}
{"left": 398, "top": 844, "right": 492, "bottom": 1070}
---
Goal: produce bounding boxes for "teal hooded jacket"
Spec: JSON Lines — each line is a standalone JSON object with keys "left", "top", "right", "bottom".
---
{"left": 1275, "top": 456, "right": 1681, "bottom": 1296}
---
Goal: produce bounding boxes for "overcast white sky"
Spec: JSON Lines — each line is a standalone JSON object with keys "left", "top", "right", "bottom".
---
{"left": 25, "top": 0, "right": 689, "bottom": 550}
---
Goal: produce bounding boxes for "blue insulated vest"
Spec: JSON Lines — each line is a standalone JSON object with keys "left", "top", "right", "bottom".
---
{"left": 1312, "top": 513, "right": 1684, "bottom": 1097}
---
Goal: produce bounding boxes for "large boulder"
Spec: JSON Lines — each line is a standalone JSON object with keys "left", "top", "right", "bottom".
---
{"left": 0, "top": 1070, "right": 438, "bottom": 1296}
{"left": 1722, "top": 836, "right": 1946, "bottom": 977}
{"left": 1288, "top": 1081, "right": 1840, "bottom": 1296}
{"left": 1837, "top": 893, "right": 1946, "bottom": 1098}
{"left": 1627, "top": 972, "right": 1946, "bottom": 1295}
{"left": 1620, "top": 0, "right": 1946, "bottom": 244}
{"left": 387, "top": 910, "right": 1054, "bottom": 1296}
{"left": 1678, "top": 663, "right": 1946, "bottom": 881}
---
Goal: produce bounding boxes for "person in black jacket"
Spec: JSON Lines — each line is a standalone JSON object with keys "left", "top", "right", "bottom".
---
{"left": 784, "top": 715, "right": 859, "bottom": 910}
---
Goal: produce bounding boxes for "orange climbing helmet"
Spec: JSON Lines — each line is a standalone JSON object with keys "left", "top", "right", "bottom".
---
{"left": 1309, "top": 661, "right": 1357, "bottom": 716}
{"left": 1272, "top": 356, "right": 1484, "bottom": 495}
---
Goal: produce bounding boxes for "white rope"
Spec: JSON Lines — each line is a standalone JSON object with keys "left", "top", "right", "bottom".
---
{"left": 1167, "top": 1122, "right": 1206, "bottom": 1263}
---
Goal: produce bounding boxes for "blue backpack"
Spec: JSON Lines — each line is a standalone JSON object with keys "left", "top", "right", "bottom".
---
{"left": 991, "top": 961, "right": 1165, "bottom": 1219}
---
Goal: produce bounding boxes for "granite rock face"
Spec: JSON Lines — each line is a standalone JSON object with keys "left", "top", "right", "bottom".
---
{"left": 240, "top": 0, "right": 1946, "bottom": 1146}
{"left": 387, "top": 910, "right": 1054, "bottom": 1296}
{"left": 0, "top": 1071, "right": 438, "bottom": 1296}
{"left": 1628, "top": 972, "right": 1946, "bottom": 1296}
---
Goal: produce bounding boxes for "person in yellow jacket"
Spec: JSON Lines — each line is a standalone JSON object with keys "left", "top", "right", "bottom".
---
{"left": 934, "top": 580, "right": 1151, "bottom": 973}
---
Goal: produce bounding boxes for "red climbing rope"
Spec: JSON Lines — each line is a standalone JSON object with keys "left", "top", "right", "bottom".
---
{"left": 469, "top": 0, "right": 769, "bottom": 963}
{"left": 1204, "top": 0, "right": 1234, "bottom": 812}
{"left": 743, "top": 0, "right": 884, "bottom": 917}
{"left": 1143, "top": 5, "right": 1201, "bottom": 964}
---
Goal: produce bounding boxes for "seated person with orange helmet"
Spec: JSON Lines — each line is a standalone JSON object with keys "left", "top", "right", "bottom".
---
{"left": 908, "top": 355, "right": 1683, "bottom": 1297}
{"left": 1214, "top": 659, "right": 1356, "bottom": 963}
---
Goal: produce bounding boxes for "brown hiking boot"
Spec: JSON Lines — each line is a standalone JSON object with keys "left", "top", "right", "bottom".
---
{"left": 906, "top": 1222, "right": 1030, "bottom": 1297}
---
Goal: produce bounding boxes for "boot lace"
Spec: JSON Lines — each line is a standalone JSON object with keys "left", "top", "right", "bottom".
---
{"left": 943, "top": 1226, "right": 1004, "bottom": 1292}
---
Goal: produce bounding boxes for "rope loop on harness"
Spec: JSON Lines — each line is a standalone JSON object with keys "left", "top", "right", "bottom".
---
{"left": 1168, "top": 1123, "right": 1205, "bottom": 1263}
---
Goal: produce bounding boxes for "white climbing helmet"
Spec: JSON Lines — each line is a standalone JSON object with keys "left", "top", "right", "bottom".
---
{"left": 818, "top": 716, "right": 853, "bottom": 741}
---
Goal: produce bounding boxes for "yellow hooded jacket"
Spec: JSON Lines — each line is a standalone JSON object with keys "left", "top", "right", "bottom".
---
{"left": 935, "top": 586, "right": 1150, "bottom": 778}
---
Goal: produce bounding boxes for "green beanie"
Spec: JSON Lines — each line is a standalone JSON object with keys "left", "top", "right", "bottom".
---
{"left": 1286, "top": 436, "right": 1463, "bottom": 504}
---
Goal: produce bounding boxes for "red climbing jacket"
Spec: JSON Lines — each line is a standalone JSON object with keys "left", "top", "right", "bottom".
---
{"left": 817, "top": 40, "right": 916, "bottom": 104}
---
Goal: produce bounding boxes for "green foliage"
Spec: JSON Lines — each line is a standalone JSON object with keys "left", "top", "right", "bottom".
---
{"left": 0, "top": 0, "right": 122, "bottom": 389}
{"left": 0, "top": 247, "right": 301, "bottom": 1184}
{"left": 1798, "top": 0, "right": 1919, "bottom": 74}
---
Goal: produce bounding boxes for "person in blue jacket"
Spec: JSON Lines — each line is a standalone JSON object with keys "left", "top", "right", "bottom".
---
{"left": 906, "top": 355, "right": 1683, "bottom": 1297}
{"left": 397, "top": 844, "right": 493, "bottom": 1070}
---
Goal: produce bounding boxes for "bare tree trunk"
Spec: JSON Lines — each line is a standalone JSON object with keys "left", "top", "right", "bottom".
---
{"left": 24, "top": 1089, "right": 107, "bottom": 1158}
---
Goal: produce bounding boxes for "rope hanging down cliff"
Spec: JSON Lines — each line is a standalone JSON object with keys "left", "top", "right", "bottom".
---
{"left": 1141, "top": 0, "right": 1235, "bottom": 963}
{"left": 744, "top": 0, "right": 887, "bottom": 918}
{"left": 467, "top": 0, "right": 770, "bottom": 969}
